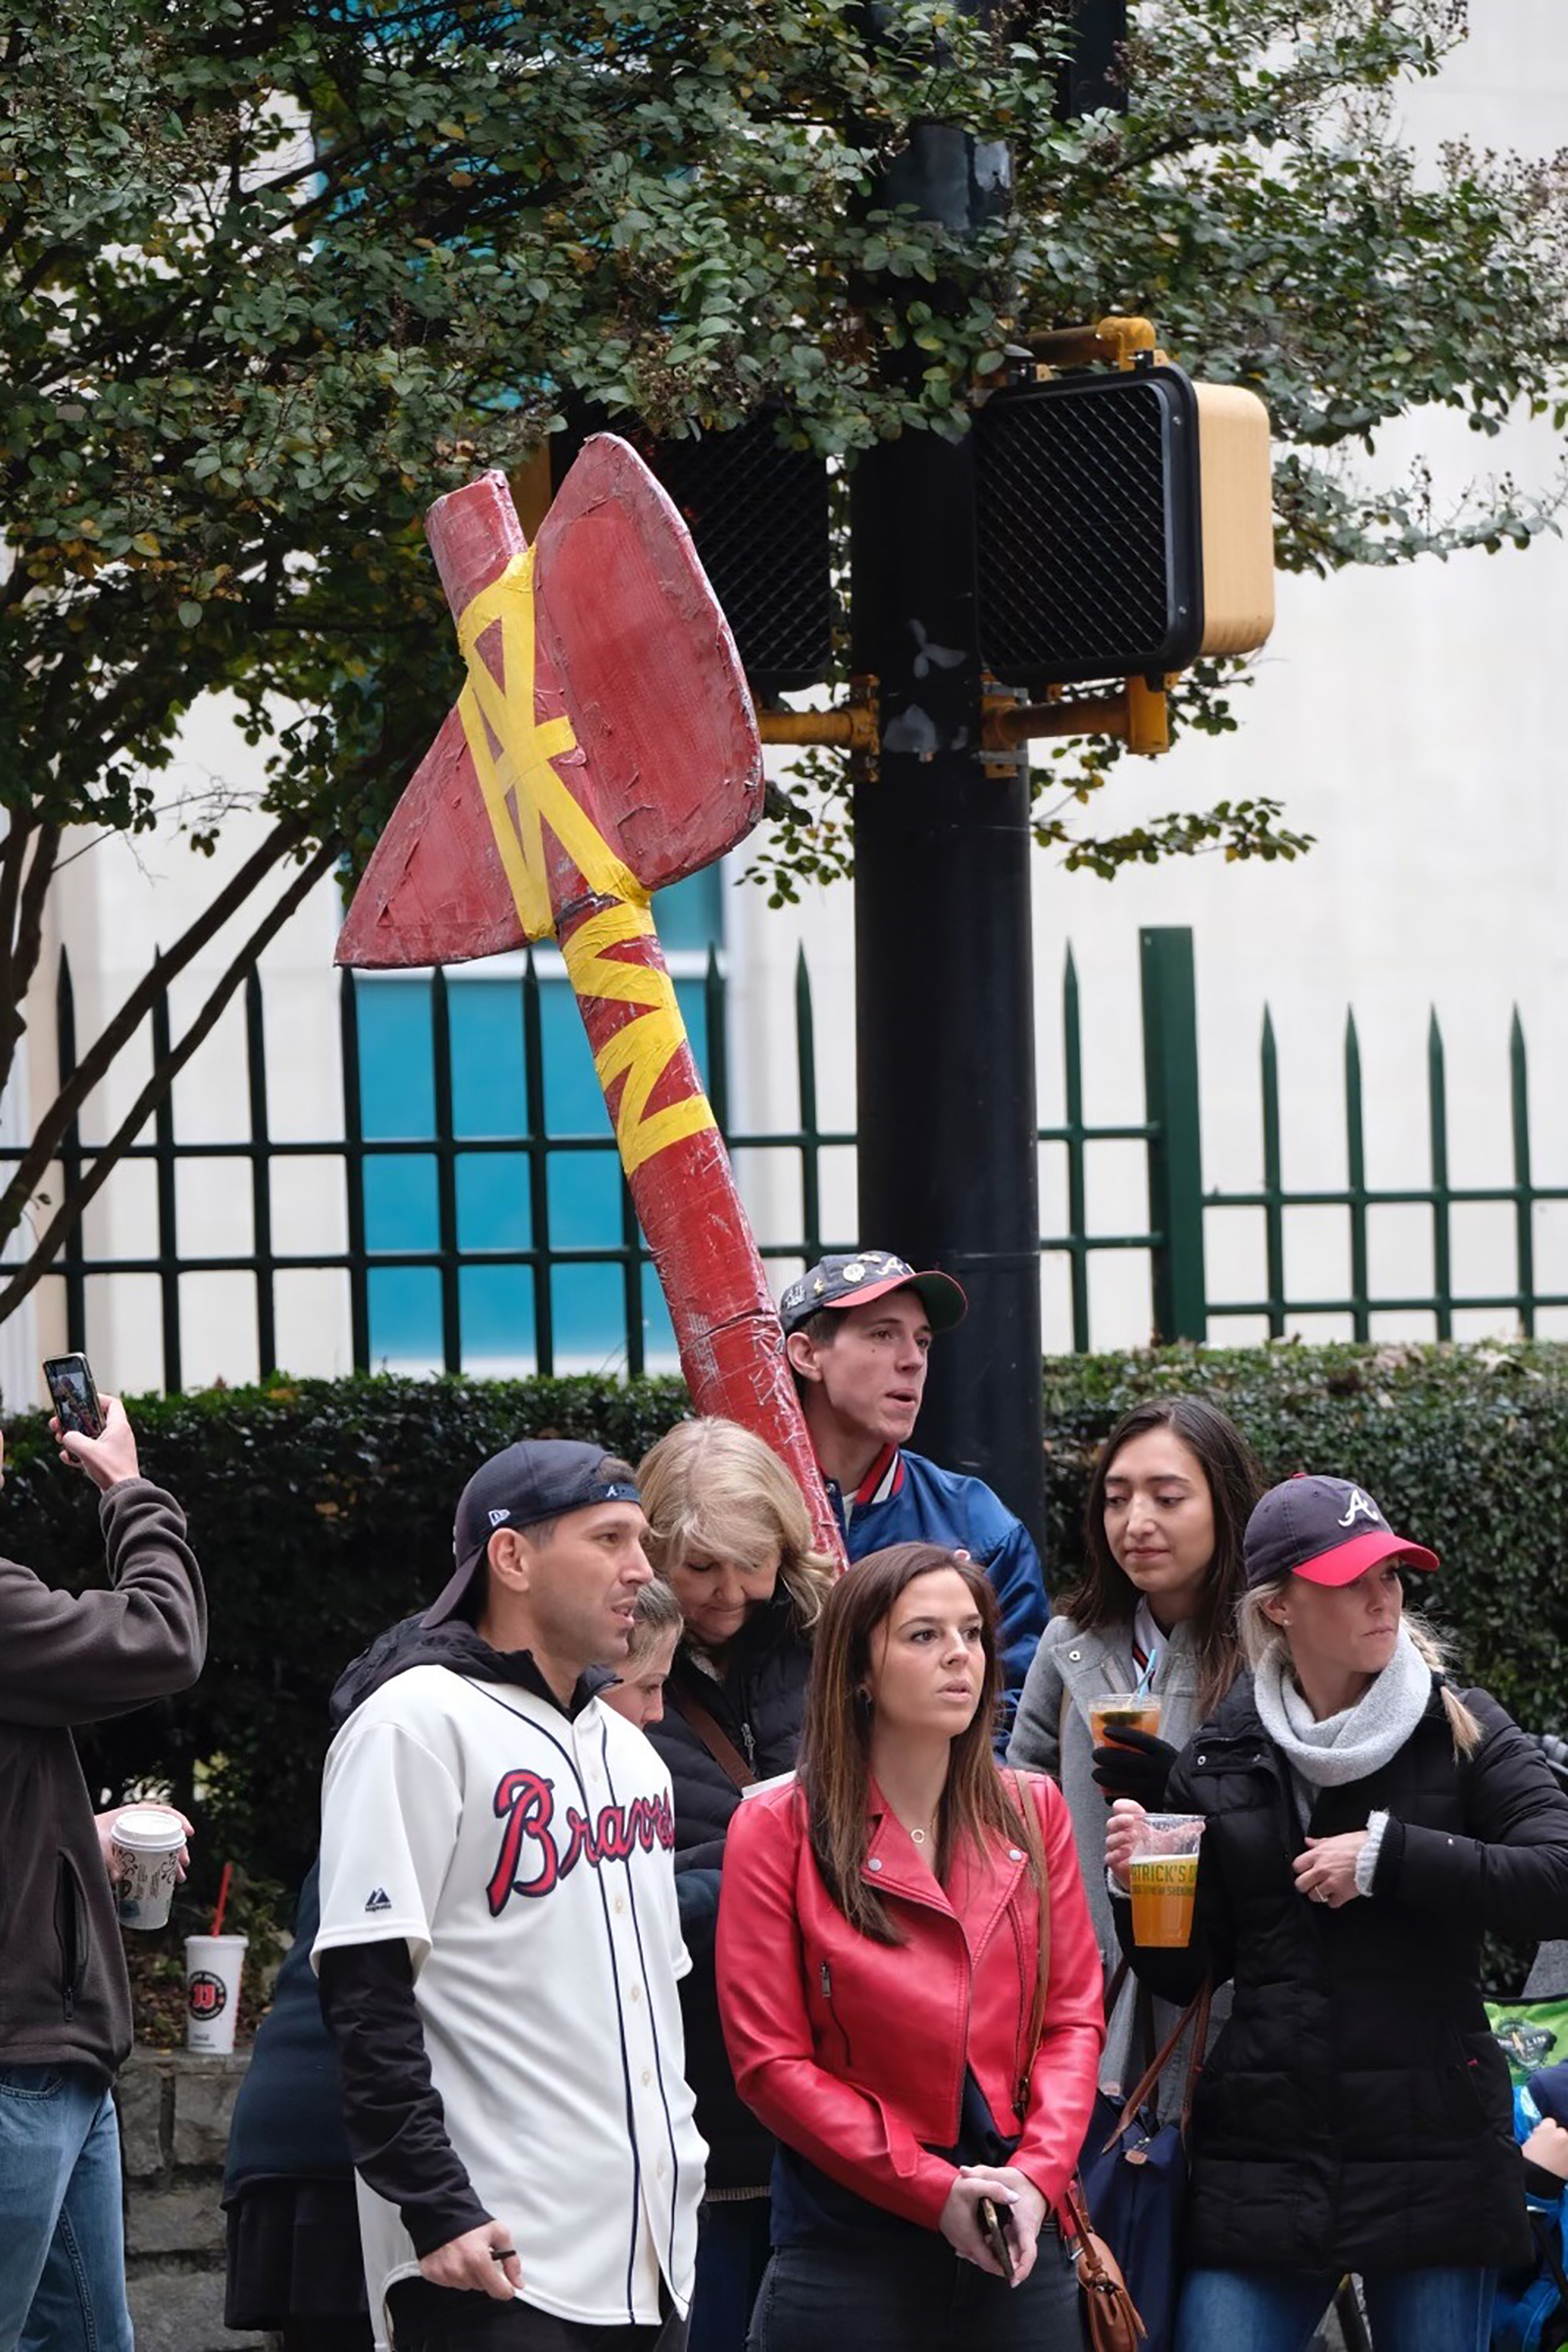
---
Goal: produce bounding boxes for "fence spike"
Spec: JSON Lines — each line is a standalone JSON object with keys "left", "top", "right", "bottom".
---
{"left": 1344, "top": 1009, "right": 1368, "bottom": 1341}
{"left": 1427, "top": 1007, "right": 1451, "bottom": 1341}
{"left": 1510, "top": 1006, "right": 1534, "bottom": 1339}
{"left": 1259, "top": 1009, "right": 1283, "bottom": 1338}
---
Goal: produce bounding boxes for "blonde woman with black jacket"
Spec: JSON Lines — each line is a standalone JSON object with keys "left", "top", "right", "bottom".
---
{"left": 1107, "top": 1473, "right": 1568, "bottom": 2352}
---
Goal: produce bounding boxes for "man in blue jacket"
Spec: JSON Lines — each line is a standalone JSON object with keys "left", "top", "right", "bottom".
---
{"left": 781, "top": 1250, "right": 1047, "bottom": 1741}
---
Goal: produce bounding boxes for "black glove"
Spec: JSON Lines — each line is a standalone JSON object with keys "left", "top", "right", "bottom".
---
{"left": 1091, "top": 1724, "right": 1176, "bottom": 1806}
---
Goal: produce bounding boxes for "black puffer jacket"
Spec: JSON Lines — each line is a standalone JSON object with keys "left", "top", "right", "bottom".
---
{"left": 1118, "top": 1673, "right": 1568, "bottom": 2277}
{"left": 645, "top": 1590, "right": 812, "bottom": 2191}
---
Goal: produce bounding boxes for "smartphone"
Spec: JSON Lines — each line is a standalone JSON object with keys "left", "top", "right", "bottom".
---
{"left": 42, "top": 1352, "right": 105, "bottom": 1440}
{"left": 977, "top": 2194, "right": 1016, "bottom": 2281}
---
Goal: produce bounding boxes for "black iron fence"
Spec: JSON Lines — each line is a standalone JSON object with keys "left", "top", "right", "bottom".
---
{"left": 7, "top": 926, "right": 1566, "bottom": 1392}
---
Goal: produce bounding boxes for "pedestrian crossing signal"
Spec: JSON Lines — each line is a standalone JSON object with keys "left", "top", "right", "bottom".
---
{"left": 973, "top": 357, "right": 1274, "bottom": 692}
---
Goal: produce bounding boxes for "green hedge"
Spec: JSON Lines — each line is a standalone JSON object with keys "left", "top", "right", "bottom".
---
{"left": 4, "top": 1346, "right": 1567, "bottom": 1910}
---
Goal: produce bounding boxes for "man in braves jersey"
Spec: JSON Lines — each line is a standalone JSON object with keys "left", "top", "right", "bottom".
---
{"left": 314, "top": 1441, "right": 704, "bottom": 2352}
{"left": 781, "top": 1250, "right": 1048, "bottom": 1744}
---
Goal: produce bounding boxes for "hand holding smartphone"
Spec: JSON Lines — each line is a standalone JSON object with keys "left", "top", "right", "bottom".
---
{"left": 43, "top": 1352, "right": 106, "bottom": 1439}
{"left": 977, "top": 2193, "right": 1016, "bottom": 2281}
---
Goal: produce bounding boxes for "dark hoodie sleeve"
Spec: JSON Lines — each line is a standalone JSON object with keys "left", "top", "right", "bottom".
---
{"left": 0, "top": 1480, "right": 205, "bottom": 1728}
{"left": 317, "top": 1940, "right": 490, "bottom": 2257}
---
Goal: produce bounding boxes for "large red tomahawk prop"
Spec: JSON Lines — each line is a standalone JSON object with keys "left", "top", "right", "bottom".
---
{"left": 337, "top": 436, "right": 843, "bottom": 1566}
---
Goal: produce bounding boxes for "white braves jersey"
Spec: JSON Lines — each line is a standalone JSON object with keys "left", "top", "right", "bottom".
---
{"left": 314, "top": 1666, "right": 705, "bottom": 2336}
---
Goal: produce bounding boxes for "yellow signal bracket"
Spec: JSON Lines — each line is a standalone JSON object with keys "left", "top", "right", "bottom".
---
{"left": 981, "top": 675, "right": 1173, "bottom": 759}
{"left": 1126, "top": 675, "right": 1171, "bottom": 755}
{"left": 1025, "top": 316, "right": 1167, "bottom": 380}
{"left": 756, "top": 677, "right": 880, "bottom": 768}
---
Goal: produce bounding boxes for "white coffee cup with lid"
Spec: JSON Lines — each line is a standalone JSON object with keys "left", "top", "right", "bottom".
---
{"left": 111, "top": 1804, "right": 186, "bottom": 1931}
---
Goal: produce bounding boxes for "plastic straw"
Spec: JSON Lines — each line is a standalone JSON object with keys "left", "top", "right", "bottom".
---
{"left": 211, "top": 1861, "right": 233, "bottom": 1940}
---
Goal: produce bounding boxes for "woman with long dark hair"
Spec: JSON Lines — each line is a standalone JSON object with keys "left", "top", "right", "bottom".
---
{"left": 1008, "top": 1396, "right": 1265, "bottom": 2113}
{"left": 716, "top": 1544, "right": 1102, "bottom": 2351}
{"left": 1107, "top": 1473, "right": 1568, "bottom": 2352}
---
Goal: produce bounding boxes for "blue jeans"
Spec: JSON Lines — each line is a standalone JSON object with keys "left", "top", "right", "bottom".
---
{"left": 0, "top": 2064, "right": 132, "bottom": 2352}
{"left": 1175, "top": 2264, "right": 1496, "bottom": 2352}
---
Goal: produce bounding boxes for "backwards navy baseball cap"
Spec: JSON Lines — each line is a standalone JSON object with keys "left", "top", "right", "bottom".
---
{"left": 1243, "top": 1474, "right": 1439, "bottom": 1592}
{"left": 779, "top": 1250, "right": 967, "bottom": 1339}
{"left": 425, "top": 1440, "right": 642, "bottom": 1626}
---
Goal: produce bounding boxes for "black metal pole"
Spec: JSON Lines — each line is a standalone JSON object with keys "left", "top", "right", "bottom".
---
{"left": 851, "top": 108, "right": 1045, "bottom": 1548}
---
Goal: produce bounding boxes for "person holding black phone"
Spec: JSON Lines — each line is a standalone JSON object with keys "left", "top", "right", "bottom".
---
{"left": 42, "top": 1352, "right": 106, "bottom": 1440}
{"left": 716, "top": 1544, "right": 1102, "bottom": 2352}
{"left": 0, "top": 1389, "right": 206, "bottom": 2352}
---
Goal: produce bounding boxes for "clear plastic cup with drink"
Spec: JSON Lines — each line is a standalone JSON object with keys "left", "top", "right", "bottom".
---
{"left": 1127, "top": 1812, "right": 1205, "bottom": 1947}
{"left": 1089, "top": 1691, "right": 1163, "bottom": 1749}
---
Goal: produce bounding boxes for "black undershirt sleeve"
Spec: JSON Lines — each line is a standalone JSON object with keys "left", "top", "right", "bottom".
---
{"left": 317, "top": 1939, "right": 490, "bottom": 2258}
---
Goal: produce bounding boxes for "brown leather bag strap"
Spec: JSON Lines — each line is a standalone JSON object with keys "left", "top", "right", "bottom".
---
{"left": 1102, "top": 1974, "right": 1212, "bottom": 2151}
{"left": 1007, "top": 1770, "right": 1052, "bottom": 2074}
{"left": 663, "top": 1687, "right": 755, "bottom": 1792}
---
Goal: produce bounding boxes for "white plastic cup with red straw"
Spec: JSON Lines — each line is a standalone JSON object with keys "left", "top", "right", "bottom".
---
{"left": 185, "top": 1861, "right": 245, "bottom": 2053}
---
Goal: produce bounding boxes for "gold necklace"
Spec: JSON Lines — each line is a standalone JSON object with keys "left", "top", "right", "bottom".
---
{"left": 907, "top": 1816, "right": 938, "bottom": 1846}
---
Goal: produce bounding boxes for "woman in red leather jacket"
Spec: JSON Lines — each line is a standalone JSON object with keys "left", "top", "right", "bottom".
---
{"left": 715, "top": 1542, "right": 1102, "bottom": 2352}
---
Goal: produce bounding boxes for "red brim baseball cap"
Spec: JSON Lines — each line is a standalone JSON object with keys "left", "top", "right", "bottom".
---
{"left": 1293, "top": 1527, "right": 1441, "bottom": 1587}
{"left": 779, "top": 1251, "right": 967, "bottom": 1336}
{"left": 1245, "top": 1474, "right": 1440, "bottom": 1589}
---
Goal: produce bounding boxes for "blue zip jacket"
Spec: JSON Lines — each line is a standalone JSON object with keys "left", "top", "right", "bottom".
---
{"left": 825, "top": 1444, "right": 1049, "bottom": 1747}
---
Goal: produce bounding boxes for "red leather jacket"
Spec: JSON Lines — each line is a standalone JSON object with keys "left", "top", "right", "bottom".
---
{"left": 715, "top": 1772, "right": 1102, "bottom": 2230}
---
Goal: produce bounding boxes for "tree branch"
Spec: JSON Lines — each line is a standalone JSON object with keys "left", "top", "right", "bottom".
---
{"left": 0, "top": 820, "right": 61, "bottom": 1105}
{"left": 0, "top": 812, "right": 318, "bottom": 1249}
{"left": 0, "top": 817, "right": 33, "bottom": 1004}
{"left": 0, "top": 838, "right": 340, "bottom": 1331}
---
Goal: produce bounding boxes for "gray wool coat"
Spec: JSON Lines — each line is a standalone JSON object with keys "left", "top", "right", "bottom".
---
{"left": 1006, "top": 1612, "right": 1228, "bottom": 2123}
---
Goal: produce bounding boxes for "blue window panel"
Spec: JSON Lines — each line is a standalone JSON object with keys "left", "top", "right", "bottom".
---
{"left": 456, "top": 1151, "right": 531, "bottom": 1251}
{"left": 368, "top": 1266, "right": 442, "bottom": 1365}
{"left": 460, "top": 1264, "right": 536, "bottom": 1364}
{"left": 364, "top": 1152, "right": 439, "bottom": 1363}
{"left": 450, "top": 983, "right": 525, "bottom": 1139}
{"left": 358, "top": 983, "right": 435, "bottom": 1139}
{"left": 364, "top": 1152, "right": 439, "bottom": 1249}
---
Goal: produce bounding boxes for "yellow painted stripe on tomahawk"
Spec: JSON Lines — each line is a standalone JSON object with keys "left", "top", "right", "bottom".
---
{"left": 454, "top": 547, "right": 716, "bottom": 1177}
{"left": 563, "top": 903, "right": 717, "bottom": 1174}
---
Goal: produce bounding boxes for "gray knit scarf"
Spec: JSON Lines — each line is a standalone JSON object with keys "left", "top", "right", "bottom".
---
{"left": 1253, "top": 1622, "right": 1434, "bottom": 1817}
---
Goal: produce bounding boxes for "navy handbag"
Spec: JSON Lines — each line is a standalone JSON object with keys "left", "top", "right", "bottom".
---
{"left": 1077, "top": 1967, "right": 1210, "bottom": 2352}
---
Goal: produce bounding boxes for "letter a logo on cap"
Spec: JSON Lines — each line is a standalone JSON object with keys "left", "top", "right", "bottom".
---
{"left": 1337, "top": 1488, "right": 1383, "bottom": 1530}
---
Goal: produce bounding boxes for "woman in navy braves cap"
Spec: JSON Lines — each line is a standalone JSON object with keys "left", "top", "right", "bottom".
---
{"left": 1105, "top": 1471, "right": 1568, "bottom": 2352}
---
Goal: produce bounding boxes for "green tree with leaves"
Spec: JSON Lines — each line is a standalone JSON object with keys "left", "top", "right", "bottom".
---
{"left": 1, "top": 0, "right": 1563, "bottom": 1303}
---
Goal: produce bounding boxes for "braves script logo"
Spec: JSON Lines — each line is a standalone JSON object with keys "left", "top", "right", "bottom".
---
{"left": 486, "top": 1769, "right": 674, "bottom": 1915}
